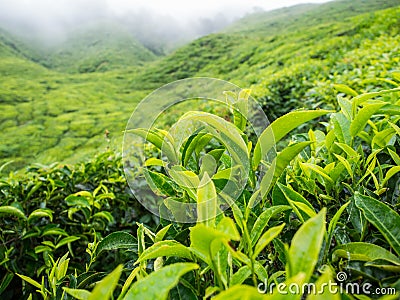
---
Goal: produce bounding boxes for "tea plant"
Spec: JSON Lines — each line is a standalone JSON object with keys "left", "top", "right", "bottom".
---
{"left": 18, "top": 85, "right": 397, "bottom": 300}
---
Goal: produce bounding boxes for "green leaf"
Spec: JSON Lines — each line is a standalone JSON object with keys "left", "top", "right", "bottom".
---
{"left": 181, "top": 132, "right": 210, "bottom": 166}
{"left": 197, "top": 173, "right": 218, "bottom": 227}
{"left": 334, "top": 142, "right": 359, "bottom": 159}
{"left": 372, "top": 127, "right": 396, "bottom": 148}
{"left": 16, "top": 274, "right": 42, "bottom": 290}
{"left": 231, "top": 89, "right": 250, "bottom": 131}
{"left": 389, "top": 121, "right": 400, "bottom": 136}
{"left": 253, "top": 223, "right": 285, "bottom": 258}
{"left": 65, "top": 195, "right": 91, "bottom": 208}
{"left": 41, "top": 227, "right": 68, "bottom": 237}
{"left": 190, "top": 222, "right": 239, "bottom": 265}
{"left": 254, "top": 110, "right": 331, "bottom": 168}
{"left": 287, "top": 208, "right": 326, "bottom": 282}
{"left": 144, "top": 158, "right": 166, "bottom": 167}
{"left": 353, "top": 87, "right": 400, "bottom": 107}
{"left": 275, "top": 183, "right": 315, "bottom": 222}
{"left": 381, "top": 166, "right": 400, "bottom": 187}
{"left": 92, "top": 211, "right": 114, "bottom": 224}
{"left": 55, "top": 236, "right": 80, "bottom": 249}
{"left": 251, "top": 205, "right": 291, "bottom": 246}
{"left": 334, "top": 84, "right": 358, "bottom": 97}
{"left": 28, "top": 208, "right": 53, "bottom": 223}
{"left": 169, "top": 166, "right": 199, "bottom": 199}
{"left": 118, "top": 267, "right": 140, "bottom": 300}
{"left": 307, "top": 267, "right": 340, "bottom": 300}
{"left": 35, "top": 245, "right": 52, "bottom": 254}
{"left": 328, "top": 201, "right": 350, "bottom": 237}
{"left": 136, "top": 240, "right": 192, "bottom": 264}
{"left": 354, "top": 193, "right": 400, "bottom": 256}
{"left": 63, "top": 288, "right": 91, "bottom": 300}
{"left": 0, "top": 273, "right": 14, "bottom": 295}
{"left": 300, "top": 163, "right": 334, "bottom": 186}
{"left": 216, "top": 217, "right": 240, "bottom": 240}
{"left": 230, "top": 266, "right": 251, "bottom": 286}
{"left": 145, "top": 170, "right": 178, "bottom": 197}
{"left": 199, "top": 153, "right": 218, "bottom": 178}
{"left": 96, "top": 232, "right": 137, "bottom": 256}
{"left": 213, "top": 285, "right": 266, "bottom": 300}
{"left": 331, "top": 113, "right": 351, "bottom": 145}
{"left": 0, "top": 206, "right": 26, "bottom": 220}
{"left": 388, "top": 148, "right": 400, "bottom": 165}
{"left": 260, "top": 141, "right": 312, "bottom": 199}
{"left": 333, "top": 154, "right": 353, "bottom": 178}
{"left": 179, "top": 111, "right": 249, "bottom": 166}
{"left": 123, "top": 263, "right": 198, "bottom": 300}
{"left": 350, "top": 102, "right": 387, "bottom": 137}
{"left": 89, "top": 265, "right": 122, "bottom": 300}
{"left": 128, "top": 128, "right": 177, "bottom": 163}
{"left": 332, "top": 242, "right": 400, "bottom": 266}
{"left": 155, "top": 224, "right": 172, "bottom": 243}
{"left": 337, "top": 96, "right": 352, "bottom": 120}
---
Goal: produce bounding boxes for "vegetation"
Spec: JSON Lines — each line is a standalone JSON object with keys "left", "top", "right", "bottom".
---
{"left": 0, "top": 0, "right": 399, "bottom": 299}
{"left": 0, "top": 0, "right": 399, "bottom": 169}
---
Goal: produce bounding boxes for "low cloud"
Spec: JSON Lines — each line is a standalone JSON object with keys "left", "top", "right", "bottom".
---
{"left": 0, "top": 0, "right": 330, "bottom": 52}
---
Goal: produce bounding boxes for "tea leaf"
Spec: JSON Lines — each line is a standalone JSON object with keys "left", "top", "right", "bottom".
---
{"left": 260, "top": 141, "right": 312, "bottom": 199}
{"left": 123, "top": 263, "right": 198, "bottom": 300}
{"left": 287, "top": 209, "right": 326, "bottom": 281}
{"left": 136, "top": 240, "right": 192, "bottom": 264}
{"left": 28, "top": 208, "right": 53, "bottom": 223}
{"left": 89, "top": 265, "right": 122, "bottom": 300}
{"left": 333, "top": 242, "right": 400, "bottom": 265}
{"left": 16, "top": 274, "right": 42, "bottom": 290}
{"left": 63, "top": 288, "right": 91, "bottom": 300}
{"left": 307, "top": 267, "right": 340, "bottom": 300}
{"left": 381, "top": 166, "right": 400, "bottom": 187}
{"left": 253, "top": 223, "right": 285, "bottom": 258}
{"left": 197, "top": 173, "right": 218, "bottom": 226}
{"left": 251, "top": 205, "right": 291, "bottom": 246}
{"left": 355, "top": 193, "right": 400, "bottom": 256}
{"left": 213, "top": 285, "right": 266, "bottom": 300}
{"left": 96, "top": 232, "right": 137, "bottom": 256}
{"left": 0, "top": 206, "right": 26, "bottom": 220}
{"left": 254, "top": 110, "right": 331, "bottom": 168}
{"left": 350, "top": 102, "right": 387, "bottom": 137}
{"left": 334, "top": 84, "right": 358, "bottom": 97}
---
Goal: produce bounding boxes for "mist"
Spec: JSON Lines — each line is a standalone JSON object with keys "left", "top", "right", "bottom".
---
{"left": 0, "top": 0, "right": 331, "bottom": 53}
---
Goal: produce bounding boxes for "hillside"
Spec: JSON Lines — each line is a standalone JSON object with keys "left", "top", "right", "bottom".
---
{"left": 1, "top": 1, "right": 400, "bottom": 299}
{"left": 36, "top": 22, "right": 158, "bottom": 73}
{"left": 0, "top": 0, "right": 399, "bottom": 170}
{"left": 224, "top": 0, "right": 400, "bottom": 34}
{"left": 1, "top": 22, "right": 158, "bottom": 73}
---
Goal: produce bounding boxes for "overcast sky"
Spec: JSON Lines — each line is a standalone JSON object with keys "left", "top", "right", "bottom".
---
{"left": 0, "top": 0, "right": 331, "bottom": 23}
{"left": 0, "top": 0, "right": 332, "bottom": 49}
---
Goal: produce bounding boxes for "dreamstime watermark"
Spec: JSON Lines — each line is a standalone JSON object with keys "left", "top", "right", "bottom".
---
{"left": 257, "top": 271, "right": 397, "bottom": 296}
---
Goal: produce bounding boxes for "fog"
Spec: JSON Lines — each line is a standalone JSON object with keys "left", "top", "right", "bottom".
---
{"left": 0, "top": 0, "right": 330, "bottom": 53}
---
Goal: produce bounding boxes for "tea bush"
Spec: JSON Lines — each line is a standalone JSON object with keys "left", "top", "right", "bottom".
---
{"left": 1, "top": 85, "right": 399, "bottom": 299}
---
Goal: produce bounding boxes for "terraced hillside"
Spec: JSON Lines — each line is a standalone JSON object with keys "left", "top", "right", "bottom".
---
{"left": 1, "top": 1, "right": 400, "bottom": 299}
{"left": 0, "top": 0, "right": 399, "bottom": 170}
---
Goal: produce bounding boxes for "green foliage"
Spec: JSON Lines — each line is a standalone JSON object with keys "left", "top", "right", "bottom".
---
{"left": 1, "top": 1, "right": 400, "bottom": 299}
{"left": 2, "top": 81, "right": 400, "bottom": 298}
{"left": 0, "top": 152, "right": 155, "bottom": 299}
{"left": 1, "top": 1, "right": 400, "bottom": 169}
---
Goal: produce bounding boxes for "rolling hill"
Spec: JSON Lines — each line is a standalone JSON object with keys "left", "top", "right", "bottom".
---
{"left": 0, "top": 0, "right": 399, "bottom": 171}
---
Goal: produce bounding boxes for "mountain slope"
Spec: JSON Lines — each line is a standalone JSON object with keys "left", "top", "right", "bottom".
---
{"left": 0, "top": 0, "right": 399, "bottom": 170}
{"left": 36, "top": 22, "right": 158, "bottom": 73}
{"left": 131, "top": 0, "right": 400, "bottom": 118}
{"left": 225, "top": 0, "right": 400, "bottom": 35}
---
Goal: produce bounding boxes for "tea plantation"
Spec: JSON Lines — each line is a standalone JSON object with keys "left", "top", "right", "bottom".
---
{"left": 0, "top": 0, "right": 399, "bottom": 299}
